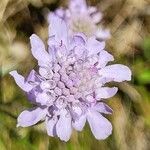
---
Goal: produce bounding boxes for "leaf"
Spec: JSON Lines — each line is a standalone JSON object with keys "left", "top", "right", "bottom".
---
{"left": 137, "top": 70, "right": 150, "bottom": 84}
{"left": 143, "top": 38, "right": 150, "bottom": 60}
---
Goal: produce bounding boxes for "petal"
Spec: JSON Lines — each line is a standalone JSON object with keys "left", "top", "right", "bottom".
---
{"left": 87, "top": 37, "right": 105, "bottom": 56}
{"left": 56, "top": 109, "right": 72, "bottom": 142}
{"left": 70, "top": 33, "right": 86, "bottom": 47}
{"left": 92, "top": 102, "right": 113, "bottom": 114}
{"left": 87, "top": 110, "right": 112, "bottom": 140}
{"left": 39, "top": 67, "right": 53, "bottom": 79}
{"left": 30, "top": 34, "right": 51, "bottom": 66}
{"left": 48, "top": 13, "right": 68, "bottom": 47}
{"left": 17, "top": 107, "right": 47, "bottom": 127}
{"left": 48, "top": 46, "right": 57, "bottom": 62}
{"left": 36, "top": 93, "right": 49, "bottom": 106}
{"left": 88, "top": 6, "right": 97, "bottom": 14}
{"left": 27, "top": 86, "right": 41, "bottom": 103}
{"left": 96, "top": 28, "right": 111, "bottom": 40}
{"left": 9, "top": 71, "right": 33, "bottom": 92}
{"left": 70, "top": 34, "right": 87, "bottom": 58}
{"left": 46, "top": 117, "right": 57, "bottom": 137}
{"left": 72, "top": 115, "right": 86, "bottom": 131}
{"left": 55, "top": 45, "right": 68, "bottom": 59}
{"left": 97, "top": 50, "right": 114, "bottom": 68}
{"left": 55, "top": 8, "right": 66, "bottom": 19}
{"left": 95, "top": 77, "right": 116, "bottom": 86}
{"left": 98, "top": 64, "right": 132, "bottom": 82}
{"left": 69, "top": 0, "right": 87, "bottom": 14}
{"left": 26, "top": 70, "right": 41, "bottom": 83}
{"left": 91, "top": 12, "right": 102, "bottom": 24}
{"left": 48, "top": 35, "right": 57, "bottom": 45}
{"left": 36, "top": 90, "right": 56, "bottom": 106}
{"left": 95, "top": 87, "right": 118, "bottom": 99}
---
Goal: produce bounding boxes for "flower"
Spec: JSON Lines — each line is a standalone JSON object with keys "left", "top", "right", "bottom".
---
{"left": 10, "top": 14, "right": 131, "bottom": 141}
{"left": 48, "top": 0, "right": 110, "bottom": 40}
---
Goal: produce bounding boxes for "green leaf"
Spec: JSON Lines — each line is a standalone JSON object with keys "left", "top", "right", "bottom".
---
{"left": 137, "top": 70, "right": 150, "bottom": 84}
{"left": 143, "top": 38, "right": 150, "bottom": 60}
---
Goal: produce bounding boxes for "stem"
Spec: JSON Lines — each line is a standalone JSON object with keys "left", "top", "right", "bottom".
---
{"left": 0, "top": 106, "right": 17, "bottom": 119}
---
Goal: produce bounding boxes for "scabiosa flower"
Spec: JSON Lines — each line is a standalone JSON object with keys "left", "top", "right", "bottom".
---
{"left": 10, "top": 14, "right": 131, "bottom": 142}
{"left": 48, "top": 0, "right": 110, "bottom": 40}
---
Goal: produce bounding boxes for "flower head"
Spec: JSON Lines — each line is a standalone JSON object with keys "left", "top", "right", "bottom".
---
{"left": 10, "top": 14, "right": 131, "bottom": 141}
{"left": 48, "top": 0, "right": 110, "bottom": 40}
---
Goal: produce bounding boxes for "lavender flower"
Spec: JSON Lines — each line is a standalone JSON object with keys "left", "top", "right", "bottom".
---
{"left": 48, "top": 0, "right": 110, "bottom": 40}
{"left": 10, "top": 14, "right": 131, "bottom": 142}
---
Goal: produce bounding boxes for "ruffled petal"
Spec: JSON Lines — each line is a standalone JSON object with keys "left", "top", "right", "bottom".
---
{"left": 72, "top": 115, "right": 86, "bottom": 131}
{"left": 70, "top": 33, "right": 86, "bottom": 47}
{"left": 95, "top": 87, "right": 118, "bottom": 99}
{"left": 26, "top": 70, "right": 42, "bottom": 83}
{"left": 56, "top": 109, "right": 72, "bottom": 142}
{"left": 87, "top": 110, "right": 112, "bottom": 140}
{"left": 17, "top": 107, "right": 47, "bottom": 127}
{"left": 97, "top": 50, "right": 114, "bottom": 68}
{"left": 46, "top": 117, "right": 57, "bottom": 137}
{"left": 30, "top": 34, "right": 51, "bottom": 66}
{"left": 98, "top": 64, "right": 132, "bottom": 82}
{"left": 48, "top": 13, "right": 68, "bottom": 47}
{"left": 92, "top": 102, "right": 113, "bottom": 114}
{"left": 87, "top": 37, "right": 105, "bottom": 56}
{"left": 27, "top": 86, "right": 41, "bottom": 103}
{"left": 9, "top": 71, "right": 33, "bottom": 92}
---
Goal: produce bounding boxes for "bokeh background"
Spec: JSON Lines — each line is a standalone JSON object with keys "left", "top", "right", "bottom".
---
{"left": 0, "top": 0, "right": 150, "bottom": 149}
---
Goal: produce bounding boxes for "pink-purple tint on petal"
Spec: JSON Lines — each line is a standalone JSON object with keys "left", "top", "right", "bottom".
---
{"left": 26, "top": 69, "right": 41, "bottom": 83}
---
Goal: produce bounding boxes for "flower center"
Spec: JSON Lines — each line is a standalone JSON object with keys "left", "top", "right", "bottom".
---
{"left": 39, "top": 54, "right": 100, "bottom": 112}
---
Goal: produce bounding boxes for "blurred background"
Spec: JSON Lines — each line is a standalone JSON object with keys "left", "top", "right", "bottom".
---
{"left": 0, "top": 0, "right": 150, "bottom": 149}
